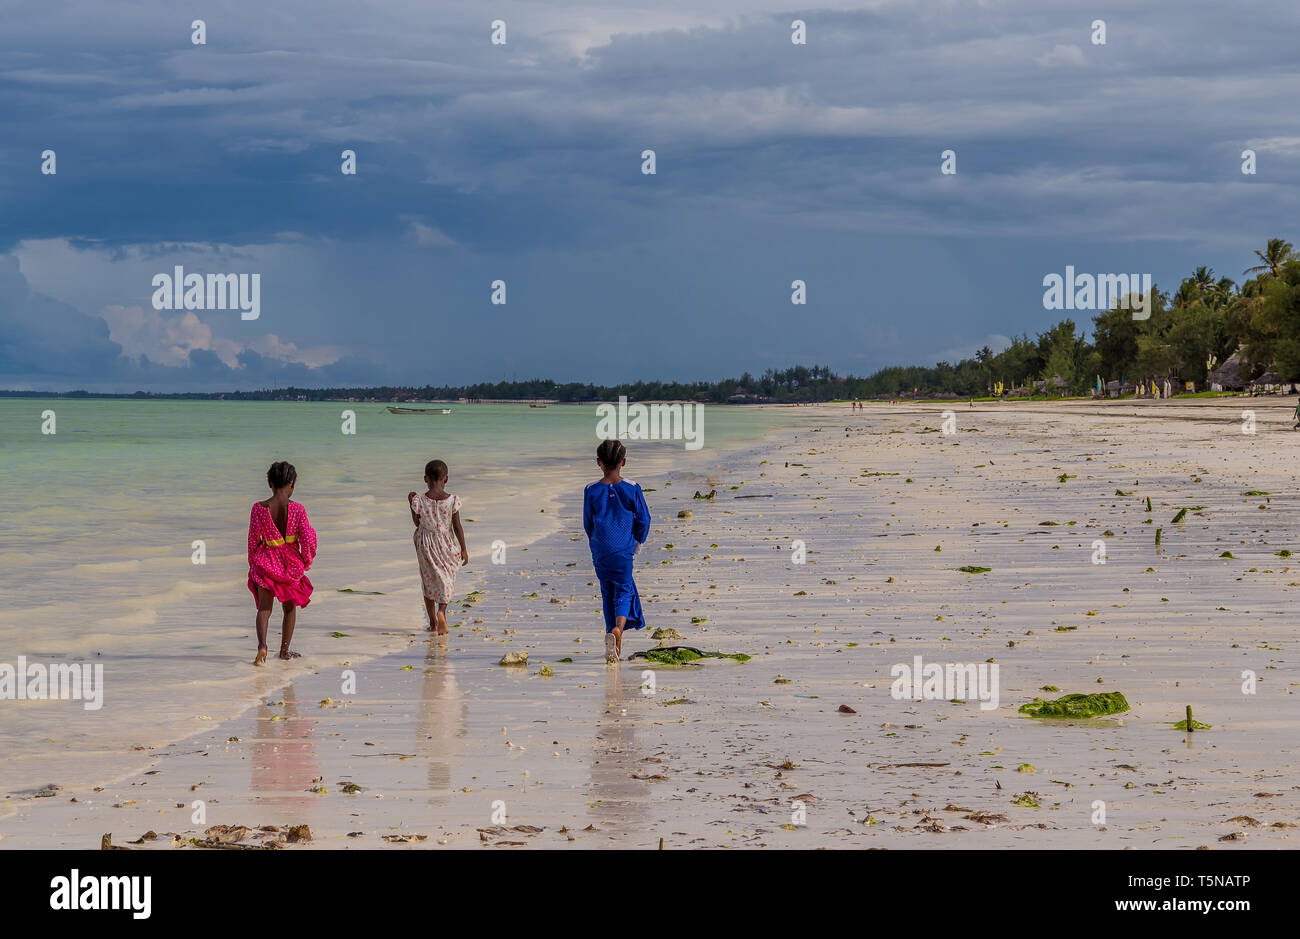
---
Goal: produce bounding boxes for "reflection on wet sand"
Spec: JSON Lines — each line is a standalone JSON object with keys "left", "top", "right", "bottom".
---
{"left": 416, "top": 636, "right": 467, "bottom": 796}
{"left": 250, "top": 682, "right": 319, "bottom": 809}
{"left": 587, "top": 664, "right": 650, "bottom": 841}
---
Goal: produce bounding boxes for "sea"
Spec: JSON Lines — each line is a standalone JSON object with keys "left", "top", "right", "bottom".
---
{"left": 0, "top": 399, "right": 787, "bottom": 794}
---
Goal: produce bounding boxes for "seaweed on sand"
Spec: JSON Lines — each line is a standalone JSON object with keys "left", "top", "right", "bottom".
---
{"left": 630, "top": 646, "right": 751, "bottom": 665}
{"left": 1019, "top": 692, "right": 1130, "bottom": 719}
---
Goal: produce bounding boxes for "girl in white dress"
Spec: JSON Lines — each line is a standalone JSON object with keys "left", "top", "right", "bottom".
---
{"left": 407, "top": 460, "right": 469, "bottom": 634}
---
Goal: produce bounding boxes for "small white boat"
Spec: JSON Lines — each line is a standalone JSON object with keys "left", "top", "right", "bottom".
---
{"left": 387, "top": 406, "right": 452, "bottom": 415}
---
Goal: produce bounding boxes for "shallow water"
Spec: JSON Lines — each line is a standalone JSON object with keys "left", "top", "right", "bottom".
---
{"left": 0, "top": 398, "right": 787, "bottom": 792}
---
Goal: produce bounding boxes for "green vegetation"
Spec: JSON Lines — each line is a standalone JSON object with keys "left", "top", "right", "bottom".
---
{"left": 635, "top": 646, "right": 751, "bottom": 665}
{"left": 1019, "top": 692, "right": 1131, "bottom": 719}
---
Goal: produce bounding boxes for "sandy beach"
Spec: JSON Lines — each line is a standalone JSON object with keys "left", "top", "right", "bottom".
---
{"left": 3, "top": 397, "right": 1298, "bottom": 850}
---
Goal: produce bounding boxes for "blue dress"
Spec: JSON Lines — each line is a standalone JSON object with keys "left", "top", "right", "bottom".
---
{"left": 583, "top": 479, "right": 651, "bottom": 634}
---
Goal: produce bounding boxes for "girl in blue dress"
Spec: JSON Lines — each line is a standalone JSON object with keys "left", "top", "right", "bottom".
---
{"left": 583, "top": 439, "right": 652, "bottom": 663}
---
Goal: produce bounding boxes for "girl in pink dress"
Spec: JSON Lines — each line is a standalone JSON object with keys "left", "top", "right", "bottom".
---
{"left": 247, "top": 461, "right": 318, "bottom": 665}
{"left": 407, "top": 459, "right": 469, "bottom": 635}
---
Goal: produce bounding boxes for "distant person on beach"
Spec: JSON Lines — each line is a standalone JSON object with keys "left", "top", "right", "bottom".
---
{"left": 584, "top": 439, "right": 651, "bottom": 663}
{"left": 247, "top": 461, "right": 317, "bottom": 665}
{"left": 408, "top": 459, "right": 469, "bottom": 635}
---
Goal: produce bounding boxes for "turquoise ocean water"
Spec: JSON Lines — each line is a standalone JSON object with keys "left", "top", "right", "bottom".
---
{"left": 0, "top": 399, "right": 786, "bottom": 792}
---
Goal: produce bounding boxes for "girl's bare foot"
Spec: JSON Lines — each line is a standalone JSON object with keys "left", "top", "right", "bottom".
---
{"left": 436, "top": 610, "right": 449, "bottom": 635}
{"left": 279, "top": 645, "right": 301, "bottom": 660}
{"left": 253, "top": 647, "right": 268, "bottom": 666}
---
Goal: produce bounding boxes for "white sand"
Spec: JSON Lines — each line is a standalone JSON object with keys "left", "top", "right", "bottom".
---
{"left": 3, "top": 397, "right": 1297, "bottom": 849}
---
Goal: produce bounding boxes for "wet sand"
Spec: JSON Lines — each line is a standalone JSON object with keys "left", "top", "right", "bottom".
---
{"left": 4, "top": 397, "right": 1298, "bottom": 849}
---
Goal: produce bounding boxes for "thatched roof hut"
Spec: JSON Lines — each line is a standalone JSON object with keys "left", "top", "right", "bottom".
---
{"left": 1207, "top": 349, "right": 1247, "bottom": 391}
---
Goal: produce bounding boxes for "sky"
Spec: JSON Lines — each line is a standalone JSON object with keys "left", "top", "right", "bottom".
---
{"left": 1, "top": 0, "right": 1298, "bottom": 392}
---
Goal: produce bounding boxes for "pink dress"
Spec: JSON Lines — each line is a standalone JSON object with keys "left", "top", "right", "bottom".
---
{"left": 412, "top": 492, "right": 461, "bottom": 602}
{"left": 247, "top": 501, "right": 318, "bottom": 607}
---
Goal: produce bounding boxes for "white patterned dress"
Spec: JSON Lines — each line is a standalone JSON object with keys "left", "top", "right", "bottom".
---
{"left": 412, "top": 492, "right": 462, "bottom": 602}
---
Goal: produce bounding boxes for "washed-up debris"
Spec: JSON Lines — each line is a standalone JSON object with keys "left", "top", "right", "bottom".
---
{"left": 381, "top": 833, "right": 429, "bottom": 843}
{"left": 630, "top": 646, "right": 750, "bottom": 665}
{"left": 965, "top": 812, "right": 1008, "bottom": 825}
{"left": 478, "top": 825, "right": 544, "bottom": 836}
{"left": 1172, "top": 703, "right": 1212, "bottom": 732}
{"left": 10, "top": 783, "right": 62, "bottom": 800}
{"left": 652, "top": 627, "right": 684, "bottom": 640}
{"left": 1019, "top": 692, "right": 1130, "bottom": 719}
{"left": 874, "top": 762, "right": 949, "bottom": 770}
{"left": 498, "top": 651, "right": 529, "bottom": 666}
{"left": 837, "top": 704, "right": 857, "bottom": 714}
{"left": 205, "top": 824, "right": 251, "bottom": 843}
{"left": 337, "top": 588, "right": 384, "bottom": 595}
{"left": 957, "top": 566, "right": 991, "bottom": 574}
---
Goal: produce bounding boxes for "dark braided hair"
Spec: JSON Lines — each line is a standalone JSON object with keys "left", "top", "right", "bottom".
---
{"left": 267, "top": 461, "right": 297, "bottom": 490}
{"left": 425, "top": 459, "right": 448, "bottom": 482}
{"left": 596, "top": 439, "right": 626, "bottom": 470}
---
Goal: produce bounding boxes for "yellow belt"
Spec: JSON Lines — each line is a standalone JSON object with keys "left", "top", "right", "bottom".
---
{"left": 262, "top": 535, "right": 297, "bottom": 547}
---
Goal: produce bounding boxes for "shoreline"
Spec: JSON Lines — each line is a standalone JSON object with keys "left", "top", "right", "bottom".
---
{"left": 3, "top": 398, "right": 1298, "bottom": 849}
{"left": 0, "top": 412, "right": 801, "bottom": 837}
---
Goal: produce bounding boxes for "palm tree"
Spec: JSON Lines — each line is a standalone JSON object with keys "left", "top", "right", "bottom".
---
{"left": 1244, "top": 238, "right": 1295, "bottom": 279}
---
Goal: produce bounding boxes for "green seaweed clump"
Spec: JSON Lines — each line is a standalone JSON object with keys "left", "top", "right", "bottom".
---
{"left": 636, "top": 646, "right": 750, "bottom": 665}
{"left": 1019, "top": 691, "right": 1130, "bottom": 719}
{"left": 957, "top": 565, "right": 992, "bottom": 574}
{"left": 1171, "top": 717, "right": 1211, "bottom": 731}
